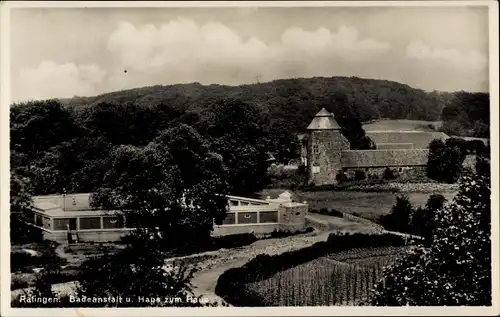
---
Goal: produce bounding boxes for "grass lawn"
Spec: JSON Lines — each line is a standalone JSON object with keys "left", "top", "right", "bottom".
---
{"left": 261, "top": 189, "right": 456, "bottom": 221}
{"left": 363, "top": 119, "right": 442, "bottom": 131}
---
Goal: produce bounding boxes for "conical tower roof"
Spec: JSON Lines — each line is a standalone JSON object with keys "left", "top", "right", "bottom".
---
{"left": 307, "top": 108, "right": 342, "bottom": 130}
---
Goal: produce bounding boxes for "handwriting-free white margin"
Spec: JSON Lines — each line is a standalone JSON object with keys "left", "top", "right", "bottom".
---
{"left": 1, "top": 1, "right": 498, "bottom": 316}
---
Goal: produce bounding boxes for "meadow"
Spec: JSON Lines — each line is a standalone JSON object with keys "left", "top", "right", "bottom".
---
{"left": 261, "top": 189, "right": 456, "bottom": 221}
{"left": 245, "top": 246, "right": 405, "bottom": 306}
{"left": 362, "top": 119, "right": 442, "bottom": 132}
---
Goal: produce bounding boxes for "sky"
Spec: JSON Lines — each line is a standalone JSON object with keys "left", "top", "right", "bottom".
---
{"left": 10, "top": 5, "right": 490, "bottom": 102}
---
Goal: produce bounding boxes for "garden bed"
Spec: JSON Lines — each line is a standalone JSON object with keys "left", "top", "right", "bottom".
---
{"left": 215, "top": 232, "right": 409, "bottom": 306}
{"left": 246, "top": 246, "right": 406, "bottom": 306}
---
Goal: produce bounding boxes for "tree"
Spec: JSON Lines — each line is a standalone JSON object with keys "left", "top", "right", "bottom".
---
{"left": 427, "top": 139, "right": 465, "bottom": 183}
{"left": 10, "top": 173, "right": 42, "bottom": 243}
{"left": 411, "top": 194, "right": 447, "bottom": 246}
{"left": 91, "top": 123, "right": 229, "bottom": 252}
{"left": 379, "top": 195, "right": 413, "bottom": 233}
{"left": 266, "top": 118, "right": 300, "bottom": 164}
{"left": 371, "top": 158, "right": 491, "bottom": 305}
{"left": 75, "top": 231, "right": 208, "bottom": 307}
{"left": 10, "top": 99, "right": 79, "bottom": 158}
{"left": 383, "top": 168, "right": 396, "bottom": 180}
{"left": 201, "top": 98, "right": 270, "bottom": 196}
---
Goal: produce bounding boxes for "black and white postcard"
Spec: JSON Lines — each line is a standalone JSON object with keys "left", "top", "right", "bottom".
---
{"left": 1, "top": 1, "right": 498, "bottom": 316}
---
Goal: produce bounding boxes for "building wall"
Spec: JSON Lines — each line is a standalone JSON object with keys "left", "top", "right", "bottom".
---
{"left": 213, "top": 223, "right": 280, "bottom": 236}
{"left": 42, "top": 229, "right": 131, "bottom": 243}
{"left": 307, "top": 130, "right": 349, "bottom": 185}
{"left": 342, "top": 166, "right": 426, "bottom": 181}
{"left": 279, "top": 204, "right": 307, "bottom": 231}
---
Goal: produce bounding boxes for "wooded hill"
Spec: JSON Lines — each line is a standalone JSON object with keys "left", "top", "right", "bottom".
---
{"left": 61, "top": 76, "right": 452, "bottom": 125}
{"left": 11, "top": 76, "right": 489, "bottom": 196}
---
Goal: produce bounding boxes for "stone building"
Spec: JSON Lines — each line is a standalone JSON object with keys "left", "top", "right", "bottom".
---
{"left": 300, "top": 108, "right": 449, "bottom": 185}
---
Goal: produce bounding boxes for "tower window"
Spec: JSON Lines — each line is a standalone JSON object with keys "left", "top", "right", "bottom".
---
{"left": 313, "top": 144, "right": 319, "bottom": 154}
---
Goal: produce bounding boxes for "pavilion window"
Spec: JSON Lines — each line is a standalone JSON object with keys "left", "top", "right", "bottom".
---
{"left": 42, "top": 217, "right": 51, "bottom": 229}
{"left": 79, "top": 217, "right": 102, "bottom": 230}
{"left": 35, "top": 214, "right": 43, "bottom": 227}
{"left": 238, "top": 212, "right": 257, "bottom": 224}
{"left": 103, "top": 215, "right": 124, "bottom": 229}
{"left": 222, "top": 213, "right": 236, "bottom": 225}
{"left": 259, "top": 211, "right": 278, "bottom": 223}
{"left": 53, "top": 218, "right": 71, "bottom": 231}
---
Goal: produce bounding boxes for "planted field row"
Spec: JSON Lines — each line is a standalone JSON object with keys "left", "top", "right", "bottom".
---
{"left": 245, "top": 247, "right": 404, "bottom": 306}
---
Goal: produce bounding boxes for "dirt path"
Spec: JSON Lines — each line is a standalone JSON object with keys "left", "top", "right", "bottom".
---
{"left": 187, "top": 215, "right": 417, "bottom": 306}
{"left": 187, "top": 230, "right": 335, "bottom": 305}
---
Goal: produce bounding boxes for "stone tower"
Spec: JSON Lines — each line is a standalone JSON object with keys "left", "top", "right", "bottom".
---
{"left": 306, "top": 108, "right": 350, "bottom": 185}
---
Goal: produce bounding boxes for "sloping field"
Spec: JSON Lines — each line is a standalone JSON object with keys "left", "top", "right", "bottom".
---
{"left": 363, "top": 119, "right": 442, "bottom": 132}
{"left": 261, "top": 189, "right": 457, "bottom": 221}
{"left": 246, "top": 247, "right": 406, "bottom": 306}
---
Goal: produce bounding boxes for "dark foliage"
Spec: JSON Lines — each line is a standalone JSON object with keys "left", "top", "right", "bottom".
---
{"left": 371, "top": 158, "right": 491, "bottom": 305}
{"left": 10, "top": 246, "right": 67, "bottom": 273}
{"left": 335, "top": 170, "right": 347, "bottom": 183}
{"left": 215, "top": 232, "right": 407, "bottom": 307}
{"left": 383, "top": 168, "right": 396, "bottom": 180}
{"left": 427, "top": 139, "right": 466, "bottom": 183}
{"left": 355, "top": 170, "right": 367, "bottom": 181}
{"left": 379, "top": 195, "right": 413, "bottom": 233}
{"left": 439, "top": 91, "right": 489, "bottom": 138}
{"left": 310, "top": 208, "right": 344, "bottom": 218}
{"left": 411, "top": 194, "right": 447, "bottom": 246}
{"left": 466, "top": 140, "right": 486, "bottom": 155}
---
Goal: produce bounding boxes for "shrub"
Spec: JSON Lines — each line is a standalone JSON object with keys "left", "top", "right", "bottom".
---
{"left": 411, "top": 194, "right": 446, "bottom": 246}
{"left": 427, "top": 139, "right": 465, "bottom": 183}
{"left": 371, "top": 159, "right": 491, "bottom": 306}
{"left": 336, "top": 171, "right": 347, "bottom": 183}
{"left": 383, "top": 168, "right": 395, "bottom": 180}
{"left": 10, "top": 252, "right": 35, "bottom": 273}
{"left": 466, "top": 140, "right": 486, "bottom": 155}
{"left": 354, "top": 170, "right": 366, "bottom": 181}
{"left": 11, "top": 277, "right": 29, "bottom": 290}
{"left": 269, "top": 227, "right": 314, "bottom": 239}
{"left": 329, "top": 209, "right": 344, "bottom": 218}
{"left": 378, "top": 195, "right": 413, "bottom": 233}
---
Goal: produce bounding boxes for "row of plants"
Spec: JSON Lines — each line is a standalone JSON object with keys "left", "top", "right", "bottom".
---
{"left": 214, "top": 232, "right": 411, "bottom": 306}
{"left": 309, "top": 208, "right": 344, "bottom": 218}
{"left": 119, "top": 227, "right": 315, "bottom": 257}
{"left": 246, "top": 250, "right": 402, "bottom": 306}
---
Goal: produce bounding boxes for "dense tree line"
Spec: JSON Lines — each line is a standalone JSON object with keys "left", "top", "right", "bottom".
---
{"left": 439, "top": 91, "right": 490, "bottom": 138}
{"left": 426, "top": 137, "right": 489, "bottom": 183}
{"left": 60, "top": 77, "right": 450, "bottom": 123}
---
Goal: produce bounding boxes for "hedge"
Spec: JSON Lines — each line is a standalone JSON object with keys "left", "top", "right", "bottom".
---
{"left": 215, "top": 232, "right": 407, "bottom": 306}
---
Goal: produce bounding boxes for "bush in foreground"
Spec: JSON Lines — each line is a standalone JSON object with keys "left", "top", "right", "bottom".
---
{"left": 370, "top": 156, "right": 491, "bottom": 306}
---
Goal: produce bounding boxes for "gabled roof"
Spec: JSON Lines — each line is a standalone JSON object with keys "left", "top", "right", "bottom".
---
{"left": 340, "top": 149, "right": 429, "bottom": 168}
{"left": 307, "top": 108, "right": 342, "bottom": 130}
